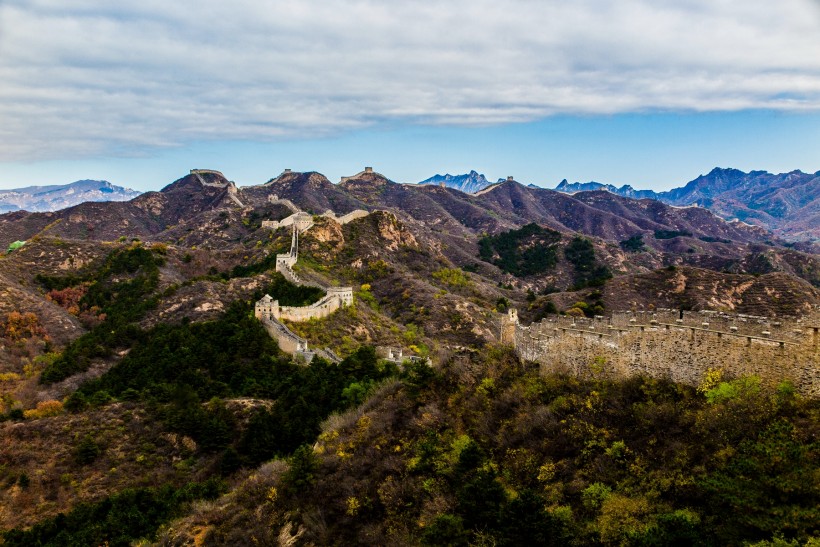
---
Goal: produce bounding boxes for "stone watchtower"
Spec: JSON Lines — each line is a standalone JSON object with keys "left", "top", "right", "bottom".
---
{"left": 500, "top": 308, "right": 518, "bottom": 346}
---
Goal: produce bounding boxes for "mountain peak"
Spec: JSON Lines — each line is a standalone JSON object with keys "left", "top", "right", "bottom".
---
{"left": 0, "top": 179, "right": 141, "bottom": 213}
{"left": 418, "top": 170, "right": 492, "bottom": 194}
{"left": 341, "top": 166, "right": 390, "bottom": 182}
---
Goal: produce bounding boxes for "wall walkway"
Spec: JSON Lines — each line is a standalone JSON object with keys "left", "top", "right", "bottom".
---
{"left": 255, "top": 201, "right": 365, "bottom": 363}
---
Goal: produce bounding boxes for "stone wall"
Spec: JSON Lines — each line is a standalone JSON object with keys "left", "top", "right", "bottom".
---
{"left": 340, "top": 166, "right": 386, "bottom": 184}
{"left": 255, "top": 201, "right": 360, "bottom": 357}
{"left": 321, "top": 209, "right": 369, "bottom": 225}
{"left": 262, "top": 211, "right": 314, "bottom": 232}
{"left": 267, "top": 194, "right": 300, "bottom": 213}
{"left": 190, "top": 169, "right": 225, "bottom": 177}
{"left": 506, "top": 308, "right": 820, "bottom": 396}
{"left": 327, "top": 286, "right": 354, "bottom": 306}
{"left": 190, "top": 170, "right": 229, "bottom": 188}
{"left": 259, "top": 316, "right": 308, "bottom": 354}
{"left": 277, "top": 293, "right": 338, "bottom": 321}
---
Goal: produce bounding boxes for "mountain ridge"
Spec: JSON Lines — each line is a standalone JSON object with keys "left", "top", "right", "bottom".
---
{"left": 554, "top": 167, "right": 820, "bottom": 240}
{"left": 0, "top": 180, "right": 141, "bottom": 213}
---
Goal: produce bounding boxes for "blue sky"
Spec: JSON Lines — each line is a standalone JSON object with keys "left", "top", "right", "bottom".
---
{"left": 1, "top": 0, "right": 819, "bottom": 192}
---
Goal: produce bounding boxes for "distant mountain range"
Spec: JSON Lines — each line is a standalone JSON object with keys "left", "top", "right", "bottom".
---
{"left": 417, "top": 170, "right": 494, "bottom": 193}
{"left": 1, "top": 167, "right": 817, "bottom": 323}
{"left": 555, "top": 168, "right": 819, "bottom": 241}
{"left": 555, "top": 180, "right": 660, "bottom": 200}
{"left": 0, "top": 180, "right": 141, "bottom": 213}
{"left": 416, "top": 167, "right": 818, "bottom": 241}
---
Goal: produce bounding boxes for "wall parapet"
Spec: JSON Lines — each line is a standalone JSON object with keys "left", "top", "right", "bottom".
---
{"left": 321, "top": 209, "right": 369, "bottom": 225}
{"left": 503, "top": 308, "right": 820, "bottom": 396}
{"left": 190, "top": 169, "right": 225, "bottom": 177}
{"left": 255, "top": 202, "right": 358, "bottom": 359}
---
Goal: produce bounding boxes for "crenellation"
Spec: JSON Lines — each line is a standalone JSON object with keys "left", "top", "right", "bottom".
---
{"left": 254, "top": 201, "right": 364, "bottom": 360}
{"left": 507, "top": 307, "right": 820, "bottom": 396}
{"left": 320, "top": 209, "right": 369, "bottom": 225}
{"left": 190, "top": 168, "right": 225, "bottom": 178}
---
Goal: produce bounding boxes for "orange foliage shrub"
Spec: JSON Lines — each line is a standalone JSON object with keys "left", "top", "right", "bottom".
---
{"left": 2, "top": 311, "right": 47, "bottom": 341}
{"left": 45, "top": 285, "right": 106, "bottom": 327}
{"left": 22, "top": 399, "right": 64, "bottom": 419}
{"left": 46, "top": 285, "right": 87, "bottom": 315}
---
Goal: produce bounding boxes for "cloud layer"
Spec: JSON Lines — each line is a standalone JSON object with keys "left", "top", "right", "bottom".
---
{"left": 1, "top": 0, "right": 819, "bottom": 160}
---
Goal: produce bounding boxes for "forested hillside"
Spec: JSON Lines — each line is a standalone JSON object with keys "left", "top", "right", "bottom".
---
{"left": 157, "top": 349, "right": 819, "bottom": 546}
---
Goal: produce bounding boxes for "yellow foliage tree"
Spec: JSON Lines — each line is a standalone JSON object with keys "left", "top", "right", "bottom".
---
{"left": 23, "top": 400, "right": 64, "bottom": 419}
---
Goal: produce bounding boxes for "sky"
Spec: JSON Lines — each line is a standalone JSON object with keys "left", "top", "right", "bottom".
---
{"left": 1, "top": 0, "right": 819, "bottom": 192}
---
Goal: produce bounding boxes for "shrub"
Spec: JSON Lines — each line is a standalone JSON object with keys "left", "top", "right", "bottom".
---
{"left": 582, "top": 482, "right": 612, "bottom": 510}
{"left": 619, "top": 234, "right": 646, "bottom": 252}
{"left": 75, "top": 435, "right": 102, "bottom": 465}
{"left": 282, "top": 445, "right": 319, "bottom": 494}
{"left": 564, "top": 237, "right": 612, "bottom": 289}
{"left": 2, "top": 311, "right": 46, "bottom": 341}
{"left": 422, "top": 514, "right": 469, "bottom": 546}
{"left": 432, "top": 268, "right": 472, "bottom": 288}
{"left": 64, "top": 392, "right": 88, "bottom": 412}
{"left": 705, "top": 376, "right": 761, "bottom": 405}
{"left": 654, "top": 229, "right": 693, "bottom": 240}
{"left": 22, "top": 400, "right": 64, "bottom": 419}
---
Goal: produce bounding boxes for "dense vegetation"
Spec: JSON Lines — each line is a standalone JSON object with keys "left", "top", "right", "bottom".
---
{"left": 654, "top": 229, "right": 693, "bottom": 240}
{"left": 233, "top": 349, "right": 820, "bottom": 546}
{"left": 38, "top": 245, "right": 164, "bottom": 383}
{"left": 35, "top": 244, "right": 323, "bottom": 385}
{"left": 2, "top": 480, "right": 224, "bottom": 546}
{"left": 619, "top": 234, "right": 646, "bottom": 252}
{"left": 564, "top": 236, "right": 613, "bottom": 289}
{"left": 3, "top": 233, "right": 410, "bottom": 540}
{"left": 564, "top": 290, "right": 606, "bottom": 317}
{"left": 69, "top": 284, "right": 394, "bottom": 467}
{"left": 699, "top": 236, "right": 731, "bottom": 244}
{"left": 478, "top": 223, "right": 561, "bottom": 277}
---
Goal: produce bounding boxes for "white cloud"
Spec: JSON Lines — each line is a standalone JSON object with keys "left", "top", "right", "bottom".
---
{"left": 1, "top": 0, "right": 819, "bottom": 160}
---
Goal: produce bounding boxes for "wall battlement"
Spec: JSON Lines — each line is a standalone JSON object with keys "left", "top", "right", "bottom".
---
{"left": 340, "top": 166, "right": 386, "bottom": 184}
{"left": 190, "top": 169, "right": 225, "bottom": 177}
{"left": 255, "top": 202, "right": 360, "bottom": 360}
{"left": 320, "top": 209, "right": 369, "bottom": 225}
{"left": 503, "top": 308, "right": 820, "bottom": 396}
{"left": 189, "top": 169, "right": 246, "bottom": 208}
{"left": 262, "top": 210, "right": 314, "bottom": 232}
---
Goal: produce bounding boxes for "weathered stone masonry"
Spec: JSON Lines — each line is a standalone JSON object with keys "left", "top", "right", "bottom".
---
{"left": 503, "top": 308, "right": 820, "bottom": 396}
{"left": 254, "top": 203, "right": 361, "bottom": 361}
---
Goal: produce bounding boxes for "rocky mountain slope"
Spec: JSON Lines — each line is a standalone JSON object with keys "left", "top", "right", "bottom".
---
{"left": 2, "top": 167, "right": 818, "bottom": 316}
{"left": 0, "top": 180, "right": 141, "bottom": 213}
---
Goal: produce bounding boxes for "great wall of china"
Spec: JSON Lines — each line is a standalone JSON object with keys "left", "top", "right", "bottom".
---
{"left": 261, "top": 195, "right": 369, "bottom": 232}
{"left": 225, "top": 166, "right": 819, "bottom": 389}
{"left": 502, "top": 307, "right": 820, "bottom": 396}
{"left": 254, "top": 200, "right": 361, "bottom": 363}
{"left": 190, "top": 169, "right": 247, "bottom": 209}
